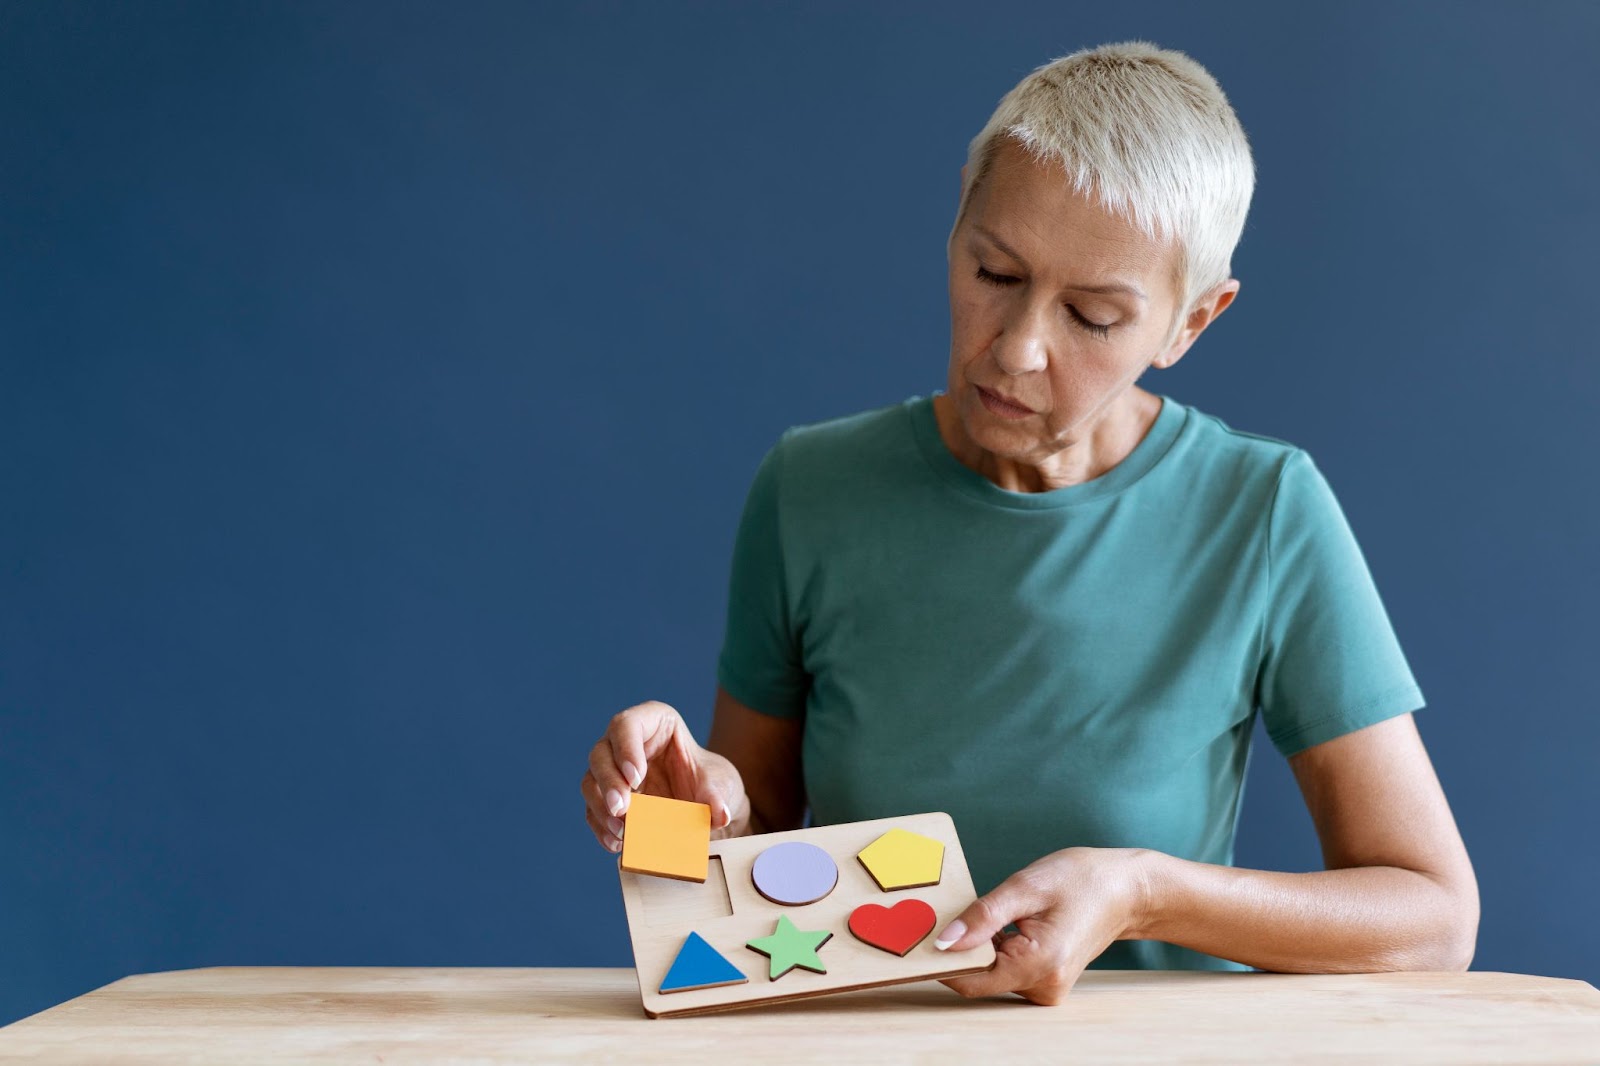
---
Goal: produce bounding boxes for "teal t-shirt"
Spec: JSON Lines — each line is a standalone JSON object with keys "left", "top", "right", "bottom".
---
{"left": 715, "top": 390, "right": 1425, "bottom": 972}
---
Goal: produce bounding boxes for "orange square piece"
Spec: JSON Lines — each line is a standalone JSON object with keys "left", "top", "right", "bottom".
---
{"left": 619, "top": 793, "right": 711, "bottom": 883}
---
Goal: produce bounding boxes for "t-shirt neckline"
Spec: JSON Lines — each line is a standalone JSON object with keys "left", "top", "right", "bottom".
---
{"left": 905, "top": 389, "right": 1187, "bottom": 510}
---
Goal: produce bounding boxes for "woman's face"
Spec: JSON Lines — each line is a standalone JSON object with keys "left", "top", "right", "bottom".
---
{"left": 945, "top": 138, "right": 1232, "bottom": 473}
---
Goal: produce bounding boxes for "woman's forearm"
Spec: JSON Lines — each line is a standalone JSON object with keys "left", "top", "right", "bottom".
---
{"left": 1131, "top": 850, "right": 1478, "bottom": 973}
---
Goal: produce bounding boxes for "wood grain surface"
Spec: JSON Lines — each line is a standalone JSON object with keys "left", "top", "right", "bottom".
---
{"left": 1, "top": 966, "right": 1597, "bottom": 1063}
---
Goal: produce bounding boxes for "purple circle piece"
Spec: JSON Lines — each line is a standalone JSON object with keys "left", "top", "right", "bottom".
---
{"left": 751, "top": 841, "right": 839, "bottom": 906}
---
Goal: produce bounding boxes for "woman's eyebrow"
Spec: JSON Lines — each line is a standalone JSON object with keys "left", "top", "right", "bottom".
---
{"left": 972, "top": 224, "right": 1148, "bottom": 301}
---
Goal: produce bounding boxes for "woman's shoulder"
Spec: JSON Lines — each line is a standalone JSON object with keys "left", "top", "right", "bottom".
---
{"left": 766, "top": 394, "right": 924, "bottom": 476}
{"left": 1169, "top": 397, "right": 1307, "bottom": 482}
{"left": 1178, "top": 398, "right": 1300, "bottom": 453}
{"left": 778, "top": 394, "right": 916, "bottom": 444}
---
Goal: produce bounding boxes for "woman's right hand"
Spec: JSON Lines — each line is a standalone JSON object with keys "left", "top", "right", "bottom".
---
{"left": 580, "top": 699, "right": 748, "bottom": 853}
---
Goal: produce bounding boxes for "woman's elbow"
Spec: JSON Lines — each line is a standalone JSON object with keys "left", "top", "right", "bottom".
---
{"left": 1382, "top": 872, "right": 1479, "bottom": 972}
{"left": 1423, "top": 876, "right": 1481, "bottom": 971}
{"left": 1444, "top": 894, "right": 1480, "bottom": 971}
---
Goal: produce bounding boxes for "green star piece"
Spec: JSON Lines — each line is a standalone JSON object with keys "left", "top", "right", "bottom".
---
{"left": 745, "top": 914, "right": 833, "bottom": 980}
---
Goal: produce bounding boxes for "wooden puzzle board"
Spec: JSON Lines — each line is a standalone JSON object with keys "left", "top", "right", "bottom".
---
{"left": 618, "top": 811, "right": 996, "bottom": 1018}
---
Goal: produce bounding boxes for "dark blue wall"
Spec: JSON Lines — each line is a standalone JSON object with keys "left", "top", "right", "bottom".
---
{"left": 3, "top": 1, "right": 1596, "bottom": 1024}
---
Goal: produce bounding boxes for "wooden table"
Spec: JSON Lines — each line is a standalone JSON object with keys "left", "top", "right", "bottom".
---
{"left": 1, "top": 966, "right": 1596, "bottom": 1062}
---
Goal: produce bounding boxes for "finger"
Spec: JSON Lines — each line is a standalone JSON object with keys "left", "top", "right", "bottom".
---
{"left": 947, "top": 969, "right": 1071, "bottom": 1005}
{"left": 587, "top": 741, "right": 634, "bottom": 818}
{"left": 580, "top": 771, "right": 624, "bottom": 832}
{"left": 585, "top": 806, "right": 623, "bottom": 853}
{"left": 934, "top": 875, "right": 1046, "bottom": 952}
{"left": 640, "top": 743, "right": 718, "bottom": 830}
{"left": 629, "top": 708, "right": 716, "bottom": 822}
{"left": 580, "top": 780, "right": 620, "bottom": 835}
{"left": 691, "top": 776, "right": 731, "bottom": 830}
{"left": 658, "top": 720, "right": 708, "bottom": 804}
{"left": 940, "top": 927, "right": 1055, "bottom": 1000}
{"left": 607, "top": 702, "right": 677, "bottom": 797}
{"left": 1017, "top": 966, "right": 1079, "bottom": 1006}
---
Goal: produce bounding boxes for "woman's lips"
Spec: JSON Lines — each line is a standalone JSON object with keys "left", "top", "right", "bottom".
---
{"left": 977, "top": 385, "right": 1034, "bottom": 419}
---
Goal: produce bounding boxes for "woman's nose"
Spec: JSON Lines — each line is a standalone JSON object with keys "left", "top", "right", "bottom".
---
{"left": 992, "top": 302, "right": 1052, "bottom": 375}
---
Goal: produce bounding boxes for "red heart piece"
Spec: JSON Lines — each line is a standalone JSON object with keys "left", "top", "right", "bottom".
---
{"left": 847, "top": 898, "right": 938, "bottom": 956}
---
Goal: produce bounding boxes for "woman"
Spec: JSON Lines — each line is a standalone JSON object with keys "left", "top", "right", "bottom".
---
{"left": 579, "top": 40, "right": 1478, "bottom": 1004}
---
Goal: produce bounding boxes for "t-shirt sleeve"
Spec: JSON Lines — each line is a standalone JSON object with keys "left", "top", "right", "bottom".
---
{"left": 1256, "top": 449, "right": 1425, "bottom": 758}
{"left": 715, "top": 432, "right": 810, "bottom": 719}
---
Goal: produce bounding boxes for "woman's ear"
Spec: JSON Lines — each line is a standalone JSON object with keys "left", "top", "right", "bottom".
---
{"left": 1152, "top": 279, "right": 1241, "bottom": 370}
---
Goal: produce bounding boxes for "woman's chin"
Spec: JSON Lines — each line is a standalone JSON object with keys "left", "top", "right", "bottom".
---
{"left": 962, "top": 405, "right": 1038, "bottom": 458}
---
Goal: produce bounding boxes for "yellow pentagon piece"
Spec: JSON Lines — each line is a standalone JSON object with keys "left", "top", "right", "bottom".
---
{"left": 855, "top": 827, "right": 945, "bottom": 891}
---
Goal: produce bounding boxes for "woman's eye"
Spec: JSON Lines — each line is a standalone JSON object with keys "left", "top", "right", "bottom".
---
{"left": 972, "top": 266, "right": 1113, "bottom": 339}
{"left": 974, "top": 265, "right": 1018, "bottom": 287}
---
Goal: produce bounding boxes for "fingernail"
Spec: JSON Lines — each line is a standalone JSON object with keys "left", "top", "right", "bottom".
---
{"left": 607, "top": 837, "right": 621, "bottom": 853}
{"left": 621, "top": 761, "right": 643, "bottom": 789}
{"left": 933, "top": 920, "right": 967, "bottom": 951}
{"left": 606, "top": 789, "right": 625, "bottom": 817}
{"left": 607, "top": 816, "right": 624, "bottom": 838}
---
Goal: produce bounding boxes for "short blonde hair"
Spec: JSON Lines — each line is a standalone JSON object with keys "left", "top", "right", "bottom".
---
{"left": 951, "top": 41, "right": 1256, "bottom": 346}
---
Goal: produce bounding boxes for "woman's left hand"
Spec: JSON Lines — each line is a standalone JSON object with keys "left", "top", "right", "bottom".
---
{"left": 936, "top": 846, "right": 1153, "bottom": 1005}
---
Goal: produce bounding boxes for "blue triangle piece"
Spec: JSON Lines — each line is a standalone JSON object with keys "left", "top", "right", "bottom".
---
{"left": 659, "top": 931, "right": 749, "bottom": 994}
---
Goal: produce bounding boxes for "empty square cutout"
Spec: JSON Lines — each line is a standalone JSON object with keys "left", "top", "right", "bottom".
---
{"left": 639, "top": 856, "right": 733, "bottom": 926}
